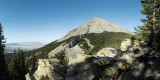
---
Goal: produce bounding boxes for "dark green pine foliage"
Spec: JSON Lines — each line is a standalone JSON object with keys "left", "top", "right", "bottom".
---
{"left": 0, "top": 23, "right": 10, "bottom": 80}
{"left": 6, "top": 56, "right": 9, "bottom": 71}
{"left": 19, "top": 49, "right": 26, "bottom": 80}
{"left": 8, "top": 49, "right": 19, "bottom": 80}
{"left": 135, "top": 0, "right": 160, "bottom": 51}
{"left": 17, "top": 49, "right": 21, "bottom": 73}
{"left": 30, "top": 53, "right": 37, "bottom": 75}
{"left": 8, "top": 49, "right": 27, "bottom": 80}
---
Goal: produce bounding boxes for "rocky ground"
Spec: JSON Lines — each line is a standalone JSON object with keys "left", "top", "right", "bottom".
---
{"left": 26, "top": 39, "right": 160, "bottom": 80}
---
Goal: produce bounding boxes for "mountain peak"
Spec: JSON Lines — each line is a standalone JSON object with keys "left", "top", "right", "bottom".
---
{"left": 58, "top": 18, "right": 132, "bottom": 42}
{"left": 88, "top": 17, "right": 109, "bottom": 24}
{"left": 91, "top": 17, "right": 104, "bottom": 21}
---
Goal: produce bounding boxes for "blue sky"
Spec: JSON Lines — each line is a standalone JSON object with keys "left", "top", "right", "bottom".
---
{"left": 0, "top": 0, "right": 145, "bottom": 43}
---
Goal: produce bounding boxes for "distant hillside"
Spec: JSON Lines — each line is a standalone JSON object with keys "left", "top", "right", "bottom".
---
{"left": 5, "top": 42, "right": 46, "bottom": 53}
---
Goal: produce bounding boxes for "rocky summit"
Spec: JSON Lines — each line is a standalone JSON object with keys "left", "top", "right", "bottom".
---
{"left": 58, "top": 18, "right": 132, "bottom": 42}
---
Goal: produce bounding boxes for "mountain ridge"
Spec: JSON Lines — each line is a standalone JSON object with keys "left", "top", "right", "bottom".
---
{"left": 58, "top": 18, "right": 132, "bottom": 42}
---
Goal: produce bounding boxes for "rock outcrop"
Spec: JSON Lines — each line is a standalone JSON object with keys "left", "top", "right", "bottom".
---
{"left": 64, "top": 45, "right": 86, "bottom": 65}
{"left": 121, "top": 39, "right": 132, "bottom": 51}
{"left": 97, "top": 48, "right": 121, "bottom": 57}
{"left": 32, "top": 59, "right": 64, "bottom": 80}
{"left": 25, "top": 73, "right": 32, "bottom": 80}
{"left": 26, "top": 43, "right": 160, "bottom": 80}
{"left": 120, "top": 39, "right": 141, "bottom": 51}
{"left": 122, "top": 48, "right": 160, "bottom": 80}
{"left": 65, "top": 58, "right": 96, "bottom": 80}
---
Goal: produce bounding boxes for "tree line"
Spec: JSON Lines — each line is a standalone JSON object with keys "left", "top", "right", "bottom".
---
{"left": 7, "top": 49, "right": 27, "bottom": 80}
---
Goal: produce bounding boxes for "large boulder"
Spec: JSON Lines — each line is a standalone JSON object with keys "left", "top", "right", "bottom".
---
{"left": 120, "top": 52, "right": 135, "bottom": 64}
{"left": 120, "top": 39, "right": 132, "bottom": 51}
{"left": 97, "top": 48, "right": 121, "bottom": 57}
{"left": 33, "top": 59, "right": 63, "bottom": 80}
{"left": 64, "top": 45, "right": 92, "bottom": 80}
{"left": 121, "top": 48, "right": 160, "bottom": 80}
{"left": 92, "top": 57, "right": 131, "bottom": 80}
{"left": 120, "top": 39, "right": 141, "bottom": 52}
{"left": 65, "top": 45, "right": 86, "bottom": 65}
{"left": 65, "top": 61, "right": 96, "bottom": 80}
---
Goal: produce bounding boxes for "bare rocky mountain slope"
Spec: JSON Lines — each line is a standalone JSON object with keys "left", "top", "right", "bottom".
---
{"left": 58, "top": 18, "right": 132, "bottom": 42}
{"left": 25, "top": 18, "right": 160, "bottom": 80}
{"left": 25, "top": 18, "right": 132, "bottom": 80}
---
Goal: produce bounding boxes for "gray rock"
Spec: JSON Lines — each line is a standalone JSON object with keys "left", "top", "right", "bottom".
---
{"left": 58, "top": 18, "right": 132, "bottom": 42}
{"left": 135, "top": 47, "right": 152, "bottom": 58}
{"left": 65, "top": 61, "right": 96, "bottom": 80}
{"left": 33, "top": 59, "right": 63, "bottom": 80}
{"left": 25, "top": 73, "right": 33, "bottom": 80}
{"left": 97, "top": 48, "right": 121, "bottom": 58}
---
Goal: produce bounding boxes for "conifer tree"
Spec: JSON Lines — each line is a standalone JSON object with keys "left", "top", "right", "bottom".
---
{"left": 6, "top": 56, "right": 9, "bottom": 70}
{"left": 135, "top": 0, "right": 160, "bottom": 51}
{"left": 0, "top": 23, "right": 10, "bottom": 80}
{"left": 8, "top": 49, "right": 19, "bottom": 80}
{"left": 20, "top": 49, "right": 26, "bottom": 80}
{"left": 30, "top": 53, "right": 36, "bottom": 75}
{"left": 17, "top": 48, "right": 21, "bottom": 70}
{"left": 8, "top": 49, "right": 27, "bottom": 80}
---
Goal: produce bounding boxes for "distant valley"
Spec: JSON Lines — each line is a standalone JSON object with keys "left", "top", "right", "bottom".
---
{"left": 5, "top": 41, "right": 46, "bottom": 53}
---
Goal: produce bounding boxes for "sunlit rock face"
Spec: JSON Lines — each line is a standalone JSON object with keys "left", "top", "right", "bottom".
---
{"left": 64, "top": 44, "right": 86, "bottom": 65}
{"left": 32, "top": 59, "right": 63, "bottom": 80}
{"left": 120, "top": 39, "right": 141, "bottom": 52}
{"left": 121, "top": 39, "right": 132, "bottom": 51}
{"left": 25, "top": 73, "right": 32, "bottom": 80}
{"left": 97, "top": 48, "right": 121, "bottom": 57}
{"left": 48, "top": 41, "right": 86, "bottom": 65}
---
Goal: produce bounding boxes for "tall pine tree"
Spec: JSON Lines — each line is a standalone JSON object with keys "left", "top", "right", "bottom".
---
{"left": 8, "top": 49, "right": 19, "bottom": 80}
{"left": 135, "top": 0, "right": 160, "bottom": 52}
{"left": 0, "top": 23, "right": 10, "bottom": 80}
{"left": 30, "top": 53, "right": 36, "bottom": 75}
{"left": 20, "top": 49, "right": 26, "bottom": 80}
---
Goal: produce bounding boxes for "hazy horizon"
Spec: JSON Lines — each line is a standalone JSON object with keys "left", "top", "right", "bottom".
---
{"left": 0, "top": 0, "right": 145, "bottom": 43}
